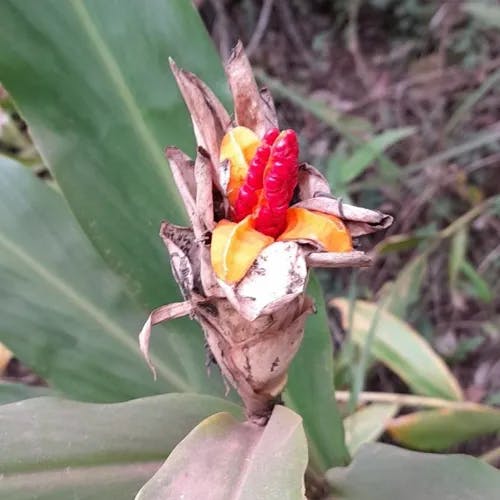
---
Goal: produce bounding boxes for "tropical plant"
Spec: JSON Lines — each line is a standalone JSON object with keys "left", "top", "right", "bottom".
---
{"left": 0, "top": 1, "right": 499, "bottom": 498}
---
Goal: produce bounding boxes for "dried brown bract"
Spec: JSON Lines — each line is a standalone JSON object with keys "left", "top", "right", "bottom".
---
{"left": 140, "top": 42, "right": 392, "bottom": 423}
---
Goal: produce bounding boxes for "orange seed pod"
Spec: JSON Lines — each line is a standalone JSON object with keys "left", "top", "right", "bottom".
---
{"left": 278, "top": 207, "right": 352, "bottom": 252}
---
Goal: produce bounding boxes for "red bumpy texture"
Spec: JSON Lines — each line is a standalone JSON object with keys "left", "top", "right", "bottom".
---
{"left": 233, "top": 128, "right": 280, "bottom": 222}
{"left": 254, "top": 129, "right": 299, "bottom": 238}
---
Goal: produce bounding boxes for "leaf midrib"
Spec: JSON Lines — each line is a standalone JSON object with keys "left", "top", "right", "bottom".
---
{"left": 0, "top": 231, "right": 191, "bottom": 392}
{"left": 68, "top": 0, "right": 184, "bottom": 216}
{"left": 1, "top": 460, "right": 162, "bottom": 489}
{"left": 63, "top": 0, "right": 196, "bottom": 393}
{"left": 230, "top": 419, "right": 302, "bottom": 499}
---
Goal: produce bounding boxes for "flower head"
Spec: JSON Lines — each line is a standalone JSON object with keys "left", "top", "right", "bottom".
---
{"left": 140, "top": 42, "right": 392, "bottom": 422}
{"left": 212, "top": 125, "right": 353, "bottom": 285}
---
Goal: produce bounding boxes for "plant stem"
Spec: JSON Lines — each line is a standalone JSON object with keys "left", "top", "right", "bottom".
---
{"left": 336, "top": 390, "right": 487, "bottom": 410}
{"left": 305, "top": 466, "right": 330, "bottom": 500}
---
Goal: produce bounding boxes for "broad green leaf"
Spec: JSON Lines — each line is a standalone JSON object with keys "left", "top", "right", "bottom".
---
{"left": 0, "top": 382, "right": 52, "bottom": 405}
{"left": 284, "top": 274, "right": 350, "bottom": 470}
{"left": 136, "top": 405, "right": 307, "bottom": 500}
{"left": 337, "top": 127, "right": 415, "bottom": 185}
{"left": 326, "top": 443, "right": 500, "bottom": 500}
{"left": 464, "top": 2, "right": 500, "bottom": 29}
{"left": 0, "top": 394, "right": 241, "bottom": 500}
{"left": 332, "top": 299, "right": 463, "bottom": 400}
{"left": 0, "top": 157, "right": 226, "bottom": 401}
{"left": 387, "top": 404, "right": 500, "bottom": 451}
{"left": 344, "top": 403, "right": 399, "bottom": 455}
{"left": 0, "top": 0, "right": 228, "bottom": 309}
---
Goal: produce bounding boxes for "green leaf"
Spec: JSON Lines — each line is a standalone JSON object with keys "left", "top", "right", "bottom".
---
{"left": 383, "top": 254, "right": 427, "bottom": 318}
{"left": 387, "top": 404, "right": 500, "bottom": 451}
{"left": 284, "top": 274, "right": 350, "bottom": 470}
{"left": 136, "top": 405, "right": 307, "bottom": 500}
{"left": 420, "top": 130, "right": 500, "bottom": 175}
{"left": 0, "top": 157, "right": 226, "bottom": 401}
{"left": 0, "top": 0, "right": 228, "bottom": 309}
{"left": 445, "top": 68, "right": 500, "bottom": 135}
{"left": 463, "top": 2, "right": 500, "bottom": 29}
{"left": 0, "top": 382, "right": 52, "bottom": 405}
{"left": 337, "top": 127, "right": 415, "bottom": 185}
{"left": 449, "top": 228, "right": 468, "bottom": 291}
{"left": 374, "top": 234, "right": 429, "bottom": 256}
{"left": 332, "top": 299, "right": 463, "bottom": 400}
{"left": 344, "top": 403, "right": 399, "bottom": 455}
{"left": 327, "top": 443, "right": 500, "bottom": 500}
{"left": 0, "top": 394, "right": 241, "bottom": 499}
{"left": 460, "top": 260, "right": 493, "bottom": 303}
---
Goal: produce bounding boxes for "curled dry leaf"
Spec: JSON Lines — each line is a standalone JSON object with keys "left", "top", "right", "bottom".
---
{"left": 296, "top": 164, "right": 393, "bottom": 236}
{"left": 140, "top": 42, "right": 393, "bottom": 421}
{"left": 139, "top": 302, "right": 193, "bottom": 379}
{"left": 295, "top": 197, "right": 393, "bottom": 237}
{"left": 194, "top": 147, "right": 215, "bottom": 231}
{"left": 169, "top": 58, "right": 230, "bottom": 185}
{"left": 225, "top": 40, "right": 276, "bottom": 137}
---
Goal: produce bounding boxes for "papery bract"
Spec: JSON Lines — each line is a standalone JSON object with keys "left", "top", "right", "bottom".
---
{"left": 139, "top": 41, "right": 393, "bottom": 422}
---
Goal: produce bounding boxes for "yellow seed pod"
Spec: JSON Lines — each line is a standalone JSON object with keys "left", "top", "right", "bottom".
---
{"left": 220, "top": 126, "right": 260, "bottom": 206}
{"left": 211, "top": 215, "right": 274, "bottom": 284}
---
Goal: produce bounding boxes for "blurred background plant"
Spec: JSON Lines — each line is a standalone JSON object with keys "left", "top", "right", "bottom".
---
{"left": 0, "top": 0, "right": 499, "bottom": 497}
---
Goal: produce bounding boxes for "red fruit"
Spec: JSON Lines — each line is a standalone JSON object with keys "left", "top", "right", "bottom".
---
{"left": 233, "top": 128, "right": 280, "bottom": 222}
{"left": 254, "top": 130, "right": 299, "bottom": 237}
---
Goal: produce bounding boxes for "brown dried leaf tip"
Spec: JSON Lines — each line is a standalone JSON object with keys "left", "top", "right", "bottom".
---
{"left": 139, "top": 41, "right": 393, "bottom": 423}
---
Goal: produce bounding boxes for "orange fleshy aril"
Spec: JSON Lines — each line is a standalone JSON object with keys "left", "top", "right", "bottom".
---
{"left": 211, "top": 215, "right": 274, "bottom": 284}
{"left": 219, "top": 126, "right": 260, "bottom": 206}
{"left": 278, "top": 207, "right": 352, "bottom": 252}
